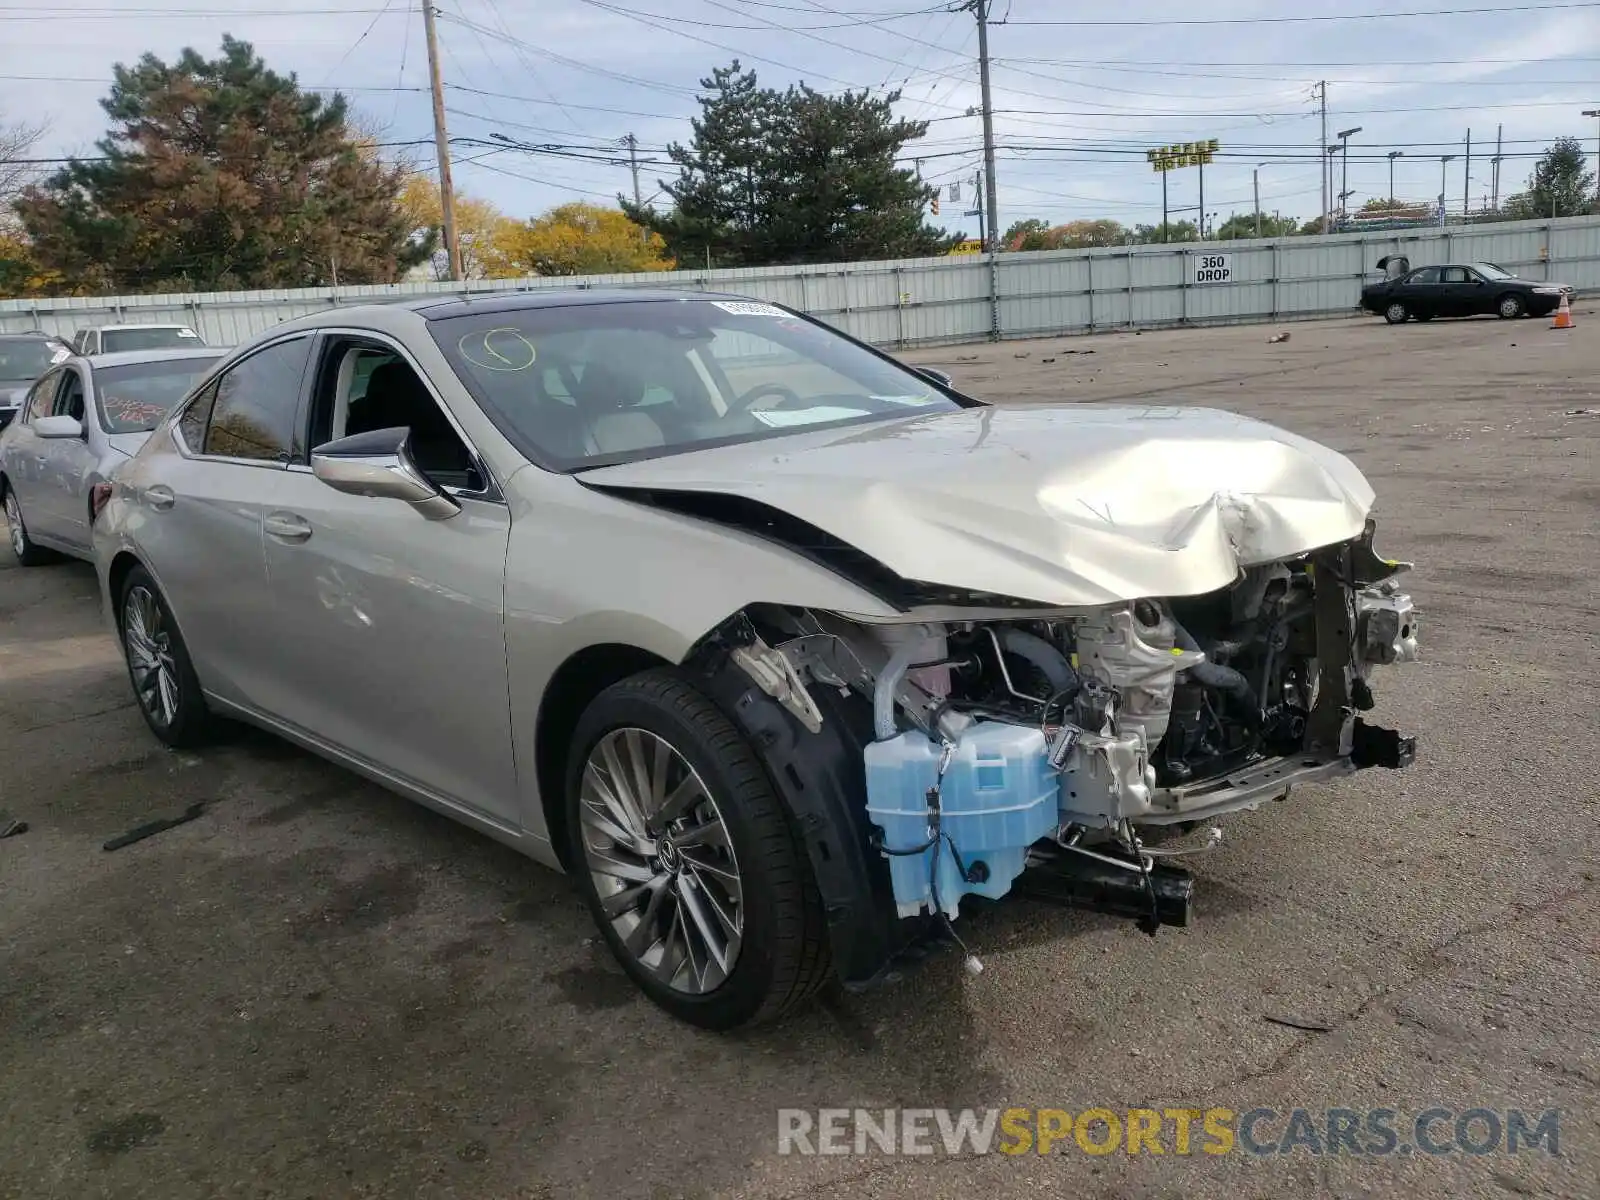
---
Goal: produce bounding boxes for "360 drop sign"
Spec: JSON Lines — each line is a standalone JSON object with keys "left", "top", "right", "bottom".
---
{"left": 1193, "top": 254, "right": 1232, "bottom": 284}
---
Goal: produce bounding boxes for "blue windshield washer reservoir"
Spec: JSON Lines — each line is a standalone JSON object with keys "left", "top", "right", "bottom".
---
{"left": 865, "top": 722, "right": 1059, "bottom": 918}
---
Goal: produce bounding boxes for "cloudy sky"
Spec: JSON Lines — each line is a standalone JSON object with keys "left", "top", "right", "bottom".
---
{"left": 4, "top": 0, "right": 1599, "bottom": 239}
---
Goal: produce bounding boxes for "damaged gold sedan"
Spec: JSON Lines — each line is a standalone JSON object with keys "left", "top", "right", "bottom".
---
{"left": 94, "top": 290, "right": 1417, "bottom": 1029}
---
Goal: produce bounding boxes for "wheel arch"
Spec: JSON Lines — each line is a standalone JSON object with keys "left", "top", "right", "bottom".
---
{"left": 534, "top": 641, "right": 675, "bottom": 870}
{"left": 107, "top": 549, "right": 146, "bottom": 615}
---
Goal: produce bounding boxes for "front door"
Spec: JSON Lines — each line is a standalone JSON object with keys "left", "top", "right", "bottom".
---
{"left": 1438, "top": 266, "right": 1483, "bottom": 317}
{"left": 34, "top": 366, "right": 97, "bottom": 551}
{"left": 256, "top": 334, "right": 518, "bottom": 826}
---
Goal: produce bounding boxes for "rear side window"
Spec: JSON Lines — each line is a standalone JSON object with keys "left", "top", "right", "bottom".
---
{"left": 1408, "top": 267, "right": 1442, "bottom": 285}
{"left": 101, "top": 327, "right": 202, "bottom": 353}
{"left": 201, "top": 337, "right": 311, "bottom": 462}
{"left": 179, "top": 379, "right": 218, "bottom": 450}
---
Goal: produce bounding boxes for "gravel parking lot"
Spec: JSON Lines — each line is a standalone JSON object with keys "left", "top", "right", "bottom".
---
{"left": 2, "top": 310, "right": 1596, "bottom": 1200}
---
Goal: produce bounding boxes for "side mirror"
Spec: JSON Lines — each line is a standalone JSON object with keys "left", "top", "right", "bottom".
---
{"left": 34, "top": 414, "right": 84, "bottom": 439}
{"left": 915, "top": 366, "right": 954, "bottom": 388}
{"left": 310, "top": 426, "right": 459, "bottom": 520}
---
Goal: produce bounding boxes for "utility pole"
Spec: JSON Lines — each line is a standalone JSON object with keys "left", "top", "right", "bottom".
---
{"left": 1491, "top": 124, "right": 1504, "bottom": 210}
{"left": 624, "top": 133, "right": 642, "bottom": 207}
{"left": 1463, "top": 128, "right": 1471, "bottom": 219}
{"left": 421, "top": 0, "right": 463, "bottom": 281}
{"left": 1584, "top": 109, "right": 1600, "bottom": 205}
{"left": 1317, "top": 81, "right": 1329, "bottom": 231}
{"left": 971, "top": 0, "right": 1000, "bottom": 255}
{"left": 1253, "top": 165, "right": 1261, "bottom": 237}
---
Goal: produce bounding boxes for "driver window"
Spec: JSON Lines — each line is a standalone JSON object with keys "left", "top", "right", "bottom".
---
{"left": 311, "top": 341, "right": 483, "bottom": 493}
{"left": 54, "top": 369, "right": 86, "bottom": 422}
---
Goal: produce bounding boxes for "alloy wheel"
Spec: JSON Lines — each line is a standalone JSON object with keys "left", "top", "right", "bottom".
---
{"left": 578, "top": 727, "right": 744, "bottom": 995}
{"left": 4, "top": 492, "right": 22, "bottom": 559}
{"left": 1385, "top": 302, "right": 1408, "bottom": 323}
{"left": 123, "top": 585, "right": 180, "bottom": 728}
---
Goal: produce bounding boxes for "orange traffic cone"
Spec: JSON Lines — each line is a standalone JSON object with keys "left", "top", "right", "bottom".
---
{"left": 1551, "top": 293, "right": 1574, "bottom": 329}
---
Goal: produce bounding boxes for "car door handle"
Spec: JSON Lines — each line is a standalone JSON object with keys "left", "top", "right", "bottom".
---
{"left": 145, "top": 485, "right": 175, "bottom": 511}
{"left": 264, "top": 511, "right": 313, "bottom": 543}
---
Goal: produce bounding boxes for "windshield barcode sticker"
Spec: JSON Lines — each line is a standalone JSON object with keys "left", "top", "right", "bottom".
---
{"left": 710, "top": 300, "right": 787, "bottom": 317}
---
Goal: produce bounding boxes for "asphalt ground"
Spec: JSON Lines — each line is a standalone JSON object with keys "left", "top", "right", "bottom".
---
{"left": 1, "top": 309, "right": 1596, "bottom": 1200}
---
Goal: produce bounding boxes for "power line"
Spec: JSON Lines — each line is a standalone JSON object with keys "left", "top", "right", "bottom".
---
{"left": 1004, "top": 2, "right": 1600, "bottom": 25}
{"left": 434, "top": 13, "right": 702, "bottom": 98}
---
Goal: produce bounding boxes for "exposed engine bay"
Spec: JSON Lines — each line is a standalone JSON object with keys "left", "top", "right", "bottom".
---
{"left": 708, "top": 519, "right": 1418, "bottom": 949}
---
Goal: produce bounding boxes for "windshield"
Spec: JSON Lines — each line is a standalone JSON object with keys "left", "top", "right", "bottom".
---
{"left": 0, "top": 337, "right": 70, "bottom": 382}
{"left": 1472, "top": 262, "right": 1516, "bottom": 280}
{"left": 95, "top": 355, "right": 222, "bottom": 433}
{"left": 430, "top": 299, "right": 964, "bottom": 469}
{"left": 101, "top": 327, "right": 203, "bottom": 353}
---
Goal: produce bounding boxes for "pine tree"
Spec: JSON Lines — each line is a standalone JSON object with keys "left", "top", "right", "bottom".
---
{"left": 622, "top": 62, "right": 954, "bottom": 267}
{"left": 16, "top": 37, "right": 427, "bottom": 292}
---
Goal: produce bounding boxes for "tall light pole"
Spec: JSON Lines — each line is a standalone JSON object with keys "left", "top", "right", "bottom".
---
{"left": 1584, "top": 109, "right": 1600, "bottom": 205}
{"left": 1439, "top": 154, "right": 1456, "bottom": 223}
{"left": 1254, "top": 162, "right": 1266, "bottom": 237}
{"left": 1387, "top": 150, "right": 1403, "bottom": 206}
{"left": 1336, "top": 126, "right": 1362, "bottom": 223}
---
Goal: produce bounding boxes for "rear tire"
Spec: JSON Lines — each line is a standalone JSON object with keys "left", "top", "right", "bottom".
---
{"left": 564, "top": 668, "right": 830, "bottom": 1029}
{"left": 1384, "top": 302, "right": 1409, "bottom": 324}
{"left": 118, "top": 565, "right": 216, "bottom": 747}
{"left": 1496, "top": 293, "right": 1525, "bottom": 319}
{"left": 3, "top": 483, "right": 55, "bottom": 566}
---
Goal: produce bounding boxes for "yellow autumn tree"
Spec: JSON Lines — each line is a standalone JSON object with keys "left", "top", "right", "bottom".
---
{"left": 397, "top": 175, "right": 518, "bottom": 281}
{"left": 492, "top": 202, "right": 673, "bottom": 277}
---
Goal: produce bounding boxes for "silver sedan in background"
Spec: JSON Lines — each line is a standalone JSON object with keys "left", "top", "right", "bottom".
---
{"left": 0, "top": 346, "right": 223, "bottom": 564}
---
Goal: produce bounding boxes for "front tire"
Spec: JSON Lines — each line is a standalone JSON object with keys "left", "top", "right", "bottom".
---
{"left": 564, "top": 668, "right": 830, "bottom": 1030}
{"left": 3, "top": 483, "right": 54, "bottom": 566}
{"left": 118, "top": 566, "right": 215, "bottom": 747}
{"left": 1384, "top": 301, "right": 1409, "bottom": 324}
{"left": 1497, "top": 293, "right": 1525, "bottom": 319}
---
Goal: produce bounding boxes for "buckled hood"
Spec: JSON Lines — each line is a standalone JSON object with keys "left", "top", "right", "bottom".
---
{"left": 581, "top": 404, "right": 1376, "bottom": 608}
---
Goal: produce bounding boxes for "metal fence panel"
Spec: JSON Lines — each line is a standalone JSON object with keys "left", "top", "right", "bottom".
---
{"left": 4, "top": 214, "right": 1596, "bottom": 349}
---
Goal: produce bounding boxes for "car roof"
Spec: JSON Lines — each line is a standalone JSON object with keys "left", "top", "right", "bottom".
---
{"left": 83, "top": 347, "right": 225, "bottom": 367}
{"left": 410, "top": 288, "right": 757, "bottom": 321}
{"left": 81, "top": 322, "right": 198, "bottom": 331}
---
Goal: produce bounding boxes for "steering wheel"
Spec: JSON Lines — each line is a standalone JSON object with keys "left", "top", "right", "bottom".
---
{"left": 729, "top": 382, "right": 804, "bottom": 416}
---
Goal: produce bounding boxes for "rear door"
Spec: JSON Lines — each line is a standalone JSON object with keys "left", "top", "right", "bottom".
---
{"left": 2, "top": 370, "right": 68, "bottom": 529}
{"left": 127, "top": 335, "right": 313, "bottom": 708}
{"left": 1400, "top": 266, "right": 1445, "bottom": 316}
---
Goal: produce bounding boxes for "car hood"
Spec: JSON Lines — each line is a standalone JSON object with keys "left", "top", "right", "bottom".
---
{"left": 580, "top": 404, "right": 1377, "bottom": 607}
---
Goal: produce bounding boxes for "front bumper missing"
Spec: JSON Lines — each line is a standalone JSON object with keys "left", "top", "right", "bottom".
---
{"left": 1137, "top": 720, "right": 1416, "bottom": 825}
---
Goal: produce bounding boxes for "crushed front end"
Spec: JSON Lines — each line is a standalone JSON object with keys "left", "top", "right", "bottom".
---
{"left": 695, "top": 518, "right": 1417, "bottom": 984}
